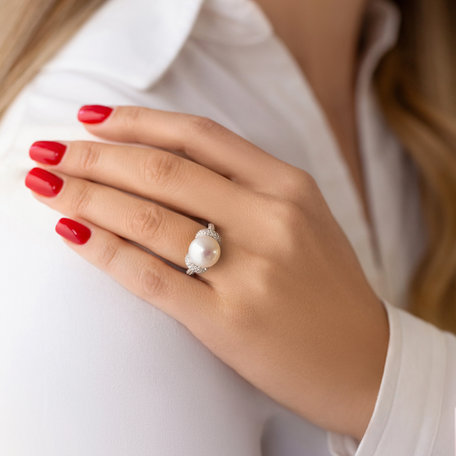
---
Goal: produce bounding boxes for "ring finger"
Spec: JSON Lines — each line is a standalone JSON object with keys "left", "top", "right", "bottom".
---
{"left": 24, "top": 167, "right": 227, "bottom": 280}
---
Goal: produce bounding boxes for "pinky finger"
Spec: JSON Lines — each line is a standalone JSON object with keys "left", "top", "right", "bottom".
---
{"left": 54, "top": 217, "right": 218, "bottom": 334}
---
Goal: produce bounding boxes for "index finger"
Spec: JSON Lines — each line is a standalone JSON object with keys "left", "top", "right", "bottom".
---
{"left": 77, "top": 105, "right": 290, "bottom": 189}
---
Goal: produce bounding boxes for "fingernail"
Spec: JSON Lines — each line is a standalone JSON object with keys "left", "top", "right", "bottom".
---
{"left": 29, "top": 141, "right": 67, "bottom": 165}
{"left": 78, "top": 105, "right": 113, "bottom": 124}
{"left": 25, "top": 167, "right": 63, "bottom": 197}
{"left": 55, "top": 218, "right": 91, "bottom": 245}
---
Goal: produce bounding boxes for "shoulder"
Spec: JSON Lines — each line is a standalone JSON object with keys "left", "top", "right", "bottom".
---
{"left": 0, "top": 0, "right": 206, "bottom": 158}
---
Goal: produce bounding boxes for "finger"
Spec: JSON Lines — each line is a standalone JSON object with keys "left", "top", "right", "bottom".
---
{"left": 26, "top": 167, "right": 217, "bottom": 272}
{"left": 54, "top": 217, "right": 218, "bottom": 335}
{"left": 29, "top": 140, "right": 249, "bottom": 228}
{"left": 77, "top": 105, "right": 294, "bottom": 191}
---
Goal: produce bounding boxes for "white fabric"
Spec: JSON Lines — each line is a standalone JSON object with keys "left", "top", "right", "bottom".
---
{"left": 0, "top": 0, "right": 455, "bottom": 454}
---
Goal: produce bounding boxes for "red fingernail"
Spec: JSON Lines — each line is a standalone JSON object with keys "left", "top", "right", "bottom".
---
{"left": 78, "top": 105, "right": 113, "bottom": 124}
{"left": 29, "top": 141, "right": 67, "bottom": 165}
{"left": 55, "top": 218, "right": 91, "bottom": 245}
{"left": 25, "top": 167, "right": 63, "bottom": 197}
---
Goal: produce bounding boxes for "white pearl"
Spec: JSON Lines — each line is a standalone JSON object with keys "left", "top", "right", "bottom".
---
{"left": 188, "top": 235, "right": 221, "bottom": 268}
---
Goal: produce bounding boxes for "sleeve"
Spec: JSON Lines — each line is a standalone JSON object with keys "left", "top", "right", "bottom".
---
{"left": 326, "top": 298, "right": 456, "bottom": 456}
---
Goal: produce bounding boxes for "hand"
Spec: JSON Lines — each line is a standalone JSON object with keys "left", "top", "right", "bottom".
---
{"left": 26, "top": 105, "right": 389, "bottom": 440}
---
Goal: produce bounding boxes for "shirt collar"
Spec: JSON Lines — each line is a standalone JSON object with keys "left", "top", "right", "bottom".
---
{"left": 358, "top": 0, "right": 401, "bottom": 81}
{"left": 43, "top": 0, "right": 205, "bottom": 90}
{"left": 43, "top": 0, "right": 400, "bottom": 90}
{"left": 196, "top": 0, "right": 400, "bottom": 49}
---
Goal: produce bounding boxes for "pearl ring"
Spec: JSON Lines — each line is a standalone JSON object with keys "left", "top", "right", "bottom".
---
{"left": 185, "top": 223, "right": 222, "bottom": 275}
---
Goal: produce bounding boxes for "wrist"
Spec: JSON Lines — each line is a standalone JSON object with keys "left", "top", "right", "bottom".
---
{"left": 349, "top": 298, "right": 390, "bottom": 441}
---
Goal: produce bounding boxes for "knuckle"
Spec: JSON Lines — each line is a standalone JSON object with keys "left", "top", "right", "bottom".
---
{"left": 139, "top": 265, "right": 165, "bottom": 299}
{"left": 143, "top": 152, "right": 181, "bottom": 188}
{"left": 268, "top": 199, "right": 304, "bottom": 247}
{"left": 97, "top": 241, "right": 120, "bottom": 270}
{"left": 300, "top": 170, "right": 319, "bottom": 193}
{"left": 77, "top": 141, "right": 102, "bottom": 173}
{"left": 187, "top": 115, "right": 221, "bottom": 136}
{"left": 271, "top": 198, "right": 303, "bottom": 225}
{"left": 249, "top": 255, "right": 277, "bottom": 298}
{"left": 281, "top": 168, "right": 317, "bottom": 201}
{"left": 288, "top": 168, "right": 310, "bottom": 191}
{"left": 127, "top": 204, "right": 164, "bottom": 238}
{"left": 120, "top": 106, "right": 145, "bottom": 137}
{"left": 71, "top": 182, "right": 93, "bottom": 216}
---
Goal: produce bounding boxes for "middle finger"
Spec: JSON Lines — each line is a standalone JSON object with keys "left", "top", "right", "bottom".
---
{"left": 29, "top": 140, "right": 250, "bottom": 228}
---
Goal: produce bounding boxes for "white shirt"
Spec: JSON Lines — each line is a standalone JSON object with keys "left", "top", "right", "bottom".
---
{"left": 0, "top": 0, "right": 455, "bottom": 454}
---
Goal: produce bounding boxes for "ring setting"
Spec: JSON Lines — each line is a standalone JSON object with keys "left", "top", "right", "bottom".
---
{"left": 185, "top": 223, "right": 222, "bottom": 275}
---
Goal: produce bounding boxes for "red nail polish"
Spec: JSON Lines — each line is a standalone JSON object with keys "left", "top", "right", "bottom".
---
{"left": 55, "top": 218, "right": 91, "bottom": 245}
{"left": 78, "top": 105, "right": 113, "bottom": 124}
{"left": 29, "top": 141, "right": 67, "bottom": 165}
{"left": 25, "top": 167, "right": 63, "bottom": 197}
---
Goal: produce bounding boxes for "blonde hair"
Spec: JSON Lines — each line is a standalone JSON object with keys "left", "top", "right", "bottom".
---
{"left": 0, "top": 0, "right": 105, "bottom": 116}
{"left": 375, "top": 0, "right": 456, "bottom": 333}
{"left": 1, "top": 0, "right": 455, "bottom": 333}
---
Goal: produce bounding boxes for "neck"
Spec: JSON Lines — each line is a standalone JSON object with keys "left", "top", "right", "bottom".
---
{"left": 254, "top": 0, "right": 367, "bottom": 110}
{"left": 254, "top": 0, "right": 377, "bottom": 237}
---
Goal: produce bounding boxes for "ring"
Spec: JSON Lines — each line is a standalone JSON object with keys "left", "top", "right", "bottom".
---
{"left": 185, "top": 222, "right": 222, "bottom": 275}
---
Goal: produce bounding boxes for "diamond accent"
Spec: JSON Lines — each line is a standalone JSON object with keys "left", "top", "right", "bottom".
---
{"left": 185, "top": 254, "right": 207, "bottom": 275}
{"left": 195, "top": 223, "right": 222, "bottom": 244}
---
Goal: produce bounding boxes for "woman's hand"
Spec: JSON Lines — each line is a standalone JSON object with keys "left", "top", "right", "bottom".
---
{"left": 26, "top": 105, "right": 389, "bottom": 441}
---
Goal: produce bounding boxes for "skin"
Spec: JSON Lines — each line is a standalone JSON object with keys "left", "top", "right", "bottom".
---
{"left": 27, "top": 105, "right": 390, "bottom": 441}
{"left": 255, "top": 0, "right": 376, "bottom": 248}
